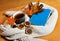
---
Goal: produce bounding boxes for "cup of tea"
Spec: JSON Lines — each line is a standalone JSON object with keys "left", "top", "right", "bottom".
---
{"left": 13, "top": 11, "right": 25, "bottom": 24}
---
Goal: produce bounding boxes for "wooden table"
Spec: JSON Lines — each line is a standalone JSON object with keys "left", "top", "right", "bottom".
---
{"left": 0, "top": 0, "right": 60, "bottom": 41}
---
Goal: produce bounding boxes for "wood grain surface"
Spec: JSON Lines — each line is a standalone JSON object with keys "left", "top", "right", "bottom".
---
{"left": 0, "top": 0, "right": 60, "bottom": 41}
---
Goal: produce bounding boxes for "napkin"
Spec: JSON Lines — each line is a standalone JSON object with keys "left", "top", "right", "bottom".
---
{"left": 30, "top": 9, "right": 51, "bottom": 26}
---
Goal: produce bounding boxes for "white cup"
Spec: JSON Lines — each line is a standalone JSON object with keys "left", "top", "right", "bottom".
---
{"left": 13, "top": 11, "right": 25, "bottom": 24}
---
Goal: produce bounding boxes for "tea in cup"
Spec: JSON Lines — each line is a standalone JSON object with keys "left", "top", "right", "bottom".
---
{"left": 13, "top": 11, "right": 25, "bottom": 24}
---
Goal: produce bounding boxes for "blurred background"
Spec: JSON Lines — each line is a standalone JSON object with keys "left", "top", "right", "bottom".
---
{"left": 0, "top": 0, "right": 60, "bottom": 41}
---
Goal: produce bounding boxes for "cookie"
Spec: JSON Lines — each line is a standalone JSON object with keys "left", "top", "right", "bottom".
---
{"left": 25, "top": 28, "right": 32, "bottom": 34}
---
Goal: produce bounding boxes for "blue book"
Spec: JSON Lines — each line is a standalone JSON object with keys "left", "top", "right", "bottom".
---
{"left": 29, "top": 9, "right": 51, "bottom": 26}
